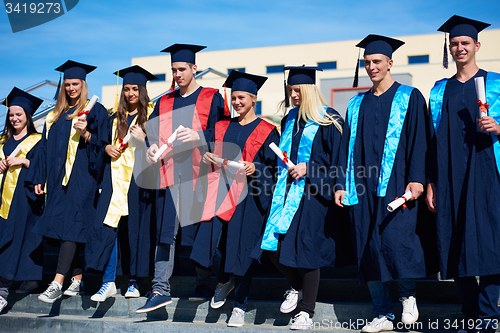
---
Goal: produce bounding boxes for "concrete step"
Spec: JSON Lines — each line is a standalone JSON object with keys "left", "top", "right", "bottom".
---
{"left": 0, "top": 293, "right": 463, "bottom": 332}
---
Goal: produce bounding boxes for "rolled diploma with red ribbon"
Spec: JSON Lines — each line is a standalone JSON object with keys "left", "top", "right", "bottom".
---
{"left": 387, "top": 191, "right": 412, "bottom": 212}
{"left": 79, "top": 95, "right": 99, "bottom": 119}
{"left": 0, "top": 145, "right": 22, "bottom": 174}
{"left": 213, "top": 156, "right": 245, "bottom": 169}
{"left": 269, "top": 142, "right": 295, "bottom": 168}
{"left": 475, "top": 77, "right": 488, "bottom": 117}
{"left": 153, "top": 125, "right": 185, "bottom": 160}
{"left": 116, "top": 132, "right": 131, "bottom": 149}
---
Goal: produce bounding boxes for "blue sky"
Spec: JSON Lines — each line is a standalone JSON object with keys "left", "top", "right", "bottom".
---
{"left": 1, "top": 0, "right": 500, "bottom": 107}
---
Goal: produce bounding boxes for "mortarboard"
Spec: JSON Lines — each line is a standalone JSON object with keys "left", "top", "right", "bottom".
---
{"left": 223, "top": 71, "right": 267, "bottom": 95}
{"left": 160, "top": 44, "right": 206, "bottom": 64}
{"left": 2, "top": 87, "right": 43, "bottom": 115}
{"left": 114, "top": 65, "right": 157, "bottom": 86}
{"left": 55, "top": 60, "right": 97, "bottom": 81}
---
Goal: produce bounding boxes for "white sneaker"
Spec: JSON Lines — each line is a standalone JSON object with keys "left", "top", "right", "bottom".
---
{"left": 227, "top": 307, "right": 245, "bottom": 327}
{"left": 361, "top": 316, "right": 394, "bottom": 332}
{"left": 280, "top": 288, "right": 303, "bottom": 313}
{"left": 124, "top": 281, "right": 140, "bottom": 298}
{"left": 0, "top": 296, "right": 7, "bottom": 312}
{"left": 210, "top": 279, "right": 234, "bottom": 309}
{"left": 290, "top": 311, "right": 313, "bottom": 330}
{"left": 401, "top": 296, "right": 419, "bottom": 325}
{"left": 38, "top": 281, "right": 62, "bottom": 304}
{"left": 63, "top": 277, "right": 84, "bottom": 296}
{"left": 16, "top": 280, "right": 38, "bottom": 294}
{"left": 90, "top": 282, "right": 117, "bottom": 302}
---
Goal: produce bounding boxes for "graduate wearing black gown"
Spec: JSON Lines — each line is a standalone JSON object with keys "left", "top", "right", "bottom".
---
{"left": 335, "top": 35, "right": 430, "bottom": 333}
{"left": 254, "top": 66, "right": 344, "bottom": 330}
{"left": 86, "top": 66, "right": 157, "bottom": 302}
{"left": 27, "top": 61, "right": 107, "bottom": 304}
{"left": 137, "top": 44, "right": 226, "bottom": 314}
{"left": 190, "top": 71, "right": 279, "bottom": 327}
{"left": 0, "top": 88, "right": 44, "bottom": 312}
{"left": 427, "top": 16, "right": 500, "bottom": 333}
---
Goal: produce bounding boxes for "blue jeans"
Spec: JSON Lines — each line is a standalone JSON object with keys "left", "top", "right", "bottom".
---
{"left": 367, "top": 278, "right": 416, "bottom": 319}
{"left": 151, "top": 217, "right": 179, "bottom": 296}
{"left": 103, "top": 239, "right": 118, "bottom": 283}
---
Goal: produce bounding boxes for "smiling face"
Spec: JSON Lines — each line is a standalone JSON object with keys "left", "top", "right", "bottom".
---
{"left": 171, "top": 62, "right": 197, "bottom": 88}
{"left": 288, "top": 85, "right": 302, "bottom": 106}
{"left": 8, "top": 105, "right": 28, "bottom": 133}
{"left": 123, "top": 84, "right": 140, "bottom": 105}
{"left": 64, "top": 78, "right": 82, "bottom": 103}
{"left": 364, "top": 54, "right": 393, "bottom": 84}
{"left": 449, "top": 35, "right": 480, "bottom": 66}
{"left": 231, "top": 91, "right": 255, "bottom": 116}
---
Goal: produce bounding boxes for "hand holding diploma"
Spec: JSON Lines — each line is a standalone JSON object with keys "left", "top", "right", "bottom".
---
{"left": 78, "top": 95, "right": 99, "bottom": 120}
{"left": 152, "top": 125, "right": 185, "bottom": 162}
{"left": 116, "top": 132, "right": 131, "bottom": 150}
{"left": 475, "top": 77, "right": 488, "bottom": 117}
{"left": 269, "top": 142, "right": 295, "bottom": 168}
{"left": 387, "top": 191, "right": 412, "bottom": 212}
{"left": 212, "top": 156, "right": 245, "bottom": 170}
{"left": 0, "top": 145, "right": 23, "bottom": 173}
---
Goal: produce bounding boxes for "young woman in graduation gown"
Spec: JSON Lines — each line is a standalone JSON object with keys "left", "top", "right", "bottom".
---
{"left": 0, "top": 88, "right": 45, "bottom": 312}
{"left": 190, "top": 71, "right": 279, "bottom": 327}
{"left": 86, "top": 66, "right": 156, "bottom": 301}
{"left": 252, "top": 66, "right": 345, "bottom": 330}
{"left": 26, "top": 60, "right": 108, "bottom": 303}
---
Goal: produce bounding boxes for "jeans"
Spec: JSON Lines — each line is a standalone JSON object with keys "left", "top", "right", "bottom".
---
{"left": 151, "top": 217, "right": 179, "bottom": 296}
{"left": 103, "top": 239, "right": 118, "bottom": 283}
{"left": 367, "top": 278, "right": 416, "bottom": 319}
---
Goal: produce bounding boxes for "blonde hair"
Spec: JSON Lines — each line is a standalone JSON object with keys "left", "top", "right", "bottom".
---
{"left": 50, "top": 79, "right": 89, "bottom": 123}
{"left": 279, "top": 84, "right": 342, "bottom": 134}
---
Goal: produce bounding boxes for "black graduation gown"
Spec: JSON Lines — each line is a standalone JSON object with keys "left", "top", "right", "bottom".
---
{"left": 85, "top": 114, "right": 155, "bottom": 277}
{"left": 27, "top": 103, "right": 107, "bottom": 243}
{"left": 251, "top": 108, "right": 347, "bottom": 269}
{"left": 146, "top": 87, "right": 225, "bottom": 246}
{"left": 337, "top": 82, "right": 434, "bottom": 284}
{"left": 428, "top": 69, "right": 500, "bottom": 279}
{"left": 0, "top": 135, "right": 44, "bottom": 281}
{"left": 190, "top": 118, "right": 279, "bottom": 276}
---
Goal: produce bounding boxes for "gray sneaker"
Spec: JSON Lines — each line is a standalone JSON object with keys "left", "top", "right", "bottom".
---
{"left": 38, "top": 282, "right": 62, "bottom": 304}
{"left": 63, "top": 277, "right": 84, "bottom": 296}
{"left": 0, "top": 296, "right": 7, "bottom": 312}
{"left": 210, "top": 279, "right": 234, "bottom": 309}
{"left": 227, "top": 307, "right": 245, "bottom": 327}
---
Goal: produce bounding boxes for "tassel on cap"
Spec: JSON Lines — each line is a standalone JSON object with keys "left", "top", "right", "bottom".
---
{"left": 443, "top": 33, "right": 449, "bottom": 69}
{"left": 114, "top": 70, "right": 120, "bottom": 112}
{"left": 168, "top": 76, "right": 175, "bottom": 92}
{"left": 223, "top": 82, "right": 230, "bottom": 117}
{"left": 53, "top": 73, "right": 62, "bottom": 100}
{"left": 353, "top": 48, "right": 361, "bottom": 88}
{"left": 283, "top": 71, "right": 289, "bottom": 108}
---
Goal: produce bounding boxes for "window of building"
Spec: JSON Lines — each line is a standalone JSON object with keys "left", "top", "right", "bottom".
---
{"left": 255, "top": 101, "right": 262, "bottom": 115}
{"left": 151, "top": 74, "right": 166, "bottom": 81}
{"left": 228, "top": 68, "right": 245, "bottom": 74}
{"left": 318, "top": 61, "right": 337, "bottom": 70}
{"left": 408, "top": 55, "right": 429, "bottom": 64}
{"left": 266, "top": 65, "right": 284, "bottom": 74}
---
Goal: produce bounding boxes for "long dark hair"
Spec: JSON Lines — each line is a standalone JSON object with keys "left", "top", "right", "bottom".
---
{"left": 114, "top": 84, "right": 149, "bottom": 144}
{"left": 1, "top": 107, "right": 38, "bottom": 144}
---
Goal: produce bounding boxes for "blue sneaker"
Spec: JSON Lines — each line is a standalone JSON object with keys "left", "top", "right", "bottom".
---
{"left": 135, "top": 292, "right": 172, "bottom": 314}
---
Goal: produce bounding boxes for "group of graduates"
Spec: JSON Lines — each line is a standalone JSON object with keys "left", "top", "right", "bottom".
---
{"left": 0, "top": 13, "right": 499, "bottom": 332}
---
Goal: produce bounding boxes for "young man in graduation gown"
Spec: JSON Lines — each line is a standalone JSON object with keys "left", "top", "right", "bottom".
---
{"left": 335, "top": 35, "right": 429, "bottom": 332}
{"left": 137, "top": 44, "right": 226, "bottom": 313}
{"left": 426, "top": 16, "right": 500, "bottom": 333}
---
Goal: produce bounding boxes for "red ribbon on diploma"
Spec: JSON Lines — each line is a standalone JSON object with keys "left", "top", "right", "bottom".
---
{"left": 223, "top": 158, "right": 229, "bottom": 169}
{"left": 477, "top": 100, "right": 490, "bottom": 114}
{"left": 118, "top": 138, "right": 127, "bottom": 150}
{"left": 283, "top": 151, "right": 289, "bottom": 164}
{"left": 395, "top": 196, "right": 408, "bottom": 210}
{"left": 78, "top": 110, "right": 89, "bottom": 117}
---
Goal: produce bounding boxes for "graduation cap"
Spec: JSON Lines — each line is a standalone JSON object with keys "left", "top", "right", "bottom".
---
{"left": 438, "top": 15, "right": 490, "bottom": 69}
{"left": 223, "top": 71, "right": 267, "bottom": 95}
{"left": 114, "top": 65, "right": 158, "bottom": 86}
{"left": 352, "top": 35, "right": 404, "bottom": 88}
{"left": 160, "top": 43, "right": 206, "bottom": 64}
{"left": 2, "top": 87, "right": 43, "bottom": 115}
{"left": 282, "top": 65, "right": 323, "bottom": 107}
{"left": 55, "top": 60, "right": 97, "bottom": 81}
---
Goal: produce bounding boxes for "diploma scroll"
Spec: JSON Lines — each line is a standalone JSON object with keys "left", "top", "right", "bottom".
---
{"left": 475, "top": 77, "right": 488, "bottom": 117}
{"left": 213, "top": 156, "right": 245, "bottom": 169}
{"left": 78, "top": 95, "right": 99, "bottom": 119}
{"left": 0, "top": 145, "right": 22, "bottom": 173}
{"left": 117, "top": 132, "right": 131, "bottom": 149}
{"left": 269, "top": 142, "right": 295, "bottom": 168}
{"left": 153, "top": 125, "right": 185, "bottom": 160}
{"left": 387, "top": 191, "right": 412, "bottom": 212}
